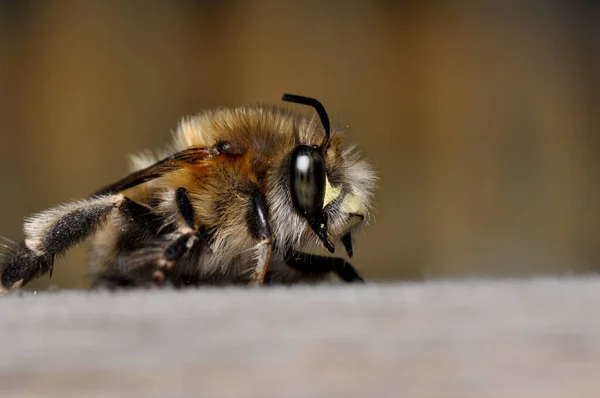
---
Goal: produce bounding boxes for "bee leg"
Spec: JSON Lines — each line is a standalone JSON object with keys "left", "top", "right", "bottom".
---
{"left": 174, "top": 187, "right": 197, "bottom": 231}
{"left": 158, "top": 230, "right": 205, "bottom": 270}
{"left": 156, "top": 188, "right": 207, "bottom": 274}
{"left": 285, "top": 251, "right": 365, "bottom": 283}
{"left": 0, "top": 194, "right": 127, "bottom": 291}
{"left": 248, "top": 192, "right": 272, "bottom": 285}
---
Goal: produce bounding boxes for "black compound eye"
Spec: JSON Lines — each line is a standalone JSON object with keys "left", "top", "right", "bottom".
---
{"left": 290, "top": 145, "right": 326, "bottom": 220}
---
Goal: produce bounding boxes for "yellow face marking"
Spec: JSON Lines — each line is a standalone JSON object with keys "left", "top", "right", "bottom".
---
{"left": 340, "top": 192, "right": 364, "bottom": 216}
{"left": 323, "top": 176, "right": 365, "bottom": 218}
{"left": 323, "top": 175, "right": 342, "bottom": 208}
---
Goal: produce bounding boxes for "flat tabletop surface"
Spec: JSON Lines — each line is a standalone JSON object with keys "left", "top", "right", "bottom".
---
{"left": 1, "top": 278, "right": 598, "bottom": 397}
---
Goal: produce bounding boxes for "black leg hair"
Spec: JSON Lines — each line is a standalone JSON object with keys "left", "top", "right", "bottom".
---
{"left": 119, "top": 197, "right": 163, "bottom": 233}
{"left": 175, "top": 187, "right": 196, "bottom": 230}
{"left": 0, "top": 243, "right": 51, "bottom": 292}
{"left": 159, "top": 229, "right": 209, "bottom": 266}
{"left": 164, "top": 233, "right": 198, "bottom": 262}
{"left": 113, "top": 198, "right": 166, "bottom": 255}
{"left": 0, "top": 194, "right": 157, "bottom": 291}
{"left": 1, "top": 195, "right": 121, "bottom": 290}
{"left": 285, "top": 251, "right": 365, "bottom": 283}
{"left": 95, "top": 188, "right": 207, "bottom": 288}
{"left": 154, "top": 188, "right": 208, "bottom": 279}
{"left": 247, "top": 191, "right": 272, "bottom": 285}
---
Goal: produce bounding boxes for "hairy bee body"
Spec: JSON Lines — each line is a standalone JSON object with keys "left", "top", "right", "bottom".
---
{"left": 0, "top": 96, "right": 375, "bottom": 292}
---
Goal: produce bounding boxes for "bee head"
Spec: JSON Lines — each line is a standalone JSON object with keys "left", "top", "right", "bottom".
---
{"left": 282, "top": 94, "right": 373, "bottom": 255}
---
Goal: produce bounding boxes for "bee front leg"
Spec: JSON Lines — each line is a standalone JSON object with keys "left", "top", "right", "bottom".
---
{"left": 154, "top": 188, "right": 208, "bottom": 282}
{"left": 248, "top": 192, "right": 272, "bottom": 285}
{"left": 285, "top": 251, "right": 365, "bottom": 283}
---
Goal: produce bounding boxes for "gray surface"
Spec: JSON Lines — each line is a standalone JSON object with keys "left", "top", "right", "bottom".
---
{"left": 1, "top": 278, "right": 599, "bottom": 397}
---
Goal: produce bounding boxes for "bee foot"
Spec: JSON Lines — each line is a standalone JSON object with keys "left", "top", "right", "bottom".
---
{"left": 247, "top": 278, "right": 264, "bottom": 287}
{"left": 152, "top": 270, "right": 166, "bottom": 284}
{"left": 157, "top": 258, "right": 176, "bottom": 270}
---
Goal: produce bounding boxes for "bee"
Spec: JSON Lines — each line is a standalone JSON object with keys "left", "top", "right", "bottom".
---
{"left": 0, "top": 94, "right": 376, "bottom": 293}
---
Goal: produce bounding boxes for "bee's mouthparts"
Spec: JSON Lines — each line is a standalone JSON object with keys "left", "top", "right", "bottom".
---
{"left": 309, "top": 214, "right": 336, "bottom": 254}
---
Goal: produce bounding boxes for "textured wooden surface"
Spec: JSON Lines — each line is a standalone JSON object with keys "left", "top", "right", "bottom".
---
{"left": 1, "top": 278, "right": 599, "bottom": 397}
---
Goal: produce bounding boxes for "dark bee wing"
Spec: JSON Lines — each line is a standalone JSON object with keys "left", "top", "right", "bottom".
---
{"left": 94, "top": 147, "right": 212, "bottom": 195}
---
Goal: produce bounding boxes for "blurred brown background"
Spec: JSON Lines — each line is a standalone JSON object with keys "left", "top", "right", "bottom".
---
{"left": 0, "top": 1, "right": 598, "bottom": 289}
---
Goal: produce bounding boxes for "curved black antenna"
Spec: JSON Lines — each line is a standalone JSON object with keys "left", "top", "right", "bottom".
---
{"left": 282, "top": 93, "right": 331, "bottom": 149}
